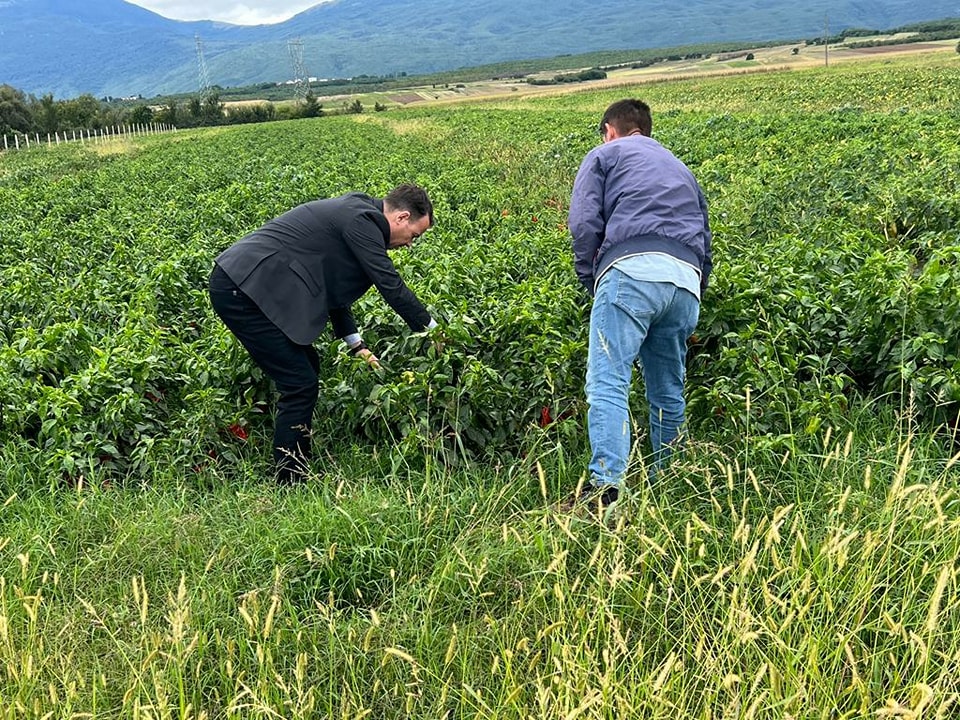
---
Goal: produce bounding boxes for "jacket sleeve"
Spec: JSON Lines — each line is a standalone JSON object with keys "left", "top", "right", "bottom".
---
{"left": 329, "top": 306, "right": 358, "bottom": 338}
{"left": 697, "top": 185, "right": 713, "bottom": 294}
{"left": 568, "top": 152, "right": 606, "bottom": 295}
{"left": 343, "top": 215, "right": 433, "bottom": 331}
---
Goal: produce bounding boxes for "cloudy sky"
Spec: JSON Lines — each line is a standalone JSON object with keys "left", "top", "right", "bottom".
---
{"left": 126, "top": 1, "right": 326, "bottom": 25}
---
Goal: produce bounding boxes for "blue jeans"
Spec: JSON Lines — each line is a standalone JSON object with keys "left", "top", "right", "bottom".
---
{"left": 586, "top": 268, "right": 700, "bottom": 487}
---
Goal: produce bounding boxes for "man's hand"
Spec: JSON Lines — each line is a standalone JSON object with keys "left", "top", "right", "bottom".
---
{"left": 428, "top": 325, "right": 448, "bottom": 354}
{"left": 348, "top": 340, "right": 382, "bottom": 370}
{"left": 355, "top": 347, "right": 381, "bottom": 370}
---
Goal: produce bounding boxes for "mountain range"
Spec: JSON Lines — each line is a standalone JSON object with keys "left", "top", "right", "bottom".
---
{"left": 2, "top": 0, "right": 959, "bottom": 99}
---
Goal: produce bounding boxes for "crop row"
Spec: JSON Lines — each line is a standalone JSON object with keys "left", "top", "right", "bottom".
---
{"left": 1, "top": 60, "right": 958, "bottom": 480}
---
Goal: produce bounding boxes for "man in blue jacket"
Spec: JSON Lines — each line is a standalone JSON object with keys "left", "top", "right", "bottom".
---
{"left": 209, "top": 184, "right": 438, "bottom": 483}
{"left": 567, "top": 99, "right": 712, "bottom": 509}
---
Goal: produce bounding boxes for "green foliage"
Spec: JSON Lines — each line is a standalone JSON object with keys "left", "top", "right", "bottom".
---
{"left": 529, "top": 68, "right": 608, "bottom": 86}
{"left": 225, "top": 102, "right": 276, "bottom": 125}
{"left": 56, "top": 93, "right": 101, "bottom": 131}
{"left": 843, "top": 16, "right": 960, "bottom": 49}
{"left": 1, "top": 58, "right": 959, "bottom": 480}
{"left": 127, "top": 103, "right": 154, "bottom": 125}
{"left": 0, "top": 83, "right": 34, "bottom": 134}
{"left": 299, "top": 92, "right": 323, "bottom": 119}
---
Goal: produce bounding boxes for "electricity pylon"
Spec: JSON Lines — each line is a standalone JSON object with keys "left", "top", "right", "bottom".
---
{"left": 195, "top": 34, "right": 213, "bottom": 98}
{"left": 287, "top": 38, "right": 310, "bottom": 102}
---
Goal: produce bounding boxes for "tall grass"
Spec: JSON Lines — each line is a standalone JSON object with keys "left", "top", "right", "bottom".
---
{"left": 2, "top": 401, "right": 958, "bottom": 717}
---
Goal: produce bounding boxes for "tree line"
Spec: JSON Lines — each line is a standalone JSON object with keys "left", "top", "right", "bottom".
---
{"left": 0, "top": 85, "right": 341, "bottom": 138}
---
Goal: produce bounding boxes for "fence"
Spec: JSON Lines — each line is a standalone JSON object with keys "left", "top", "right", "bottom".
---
{"left": 1, "top": 123, "right": 177, "bottom": 153}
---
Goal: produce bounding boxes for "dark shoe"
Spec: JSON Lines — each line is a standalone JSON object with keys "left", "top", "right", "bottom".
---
{"left": 276, "top": 467, "right": 307, "bottom": 486}
{"left": 275, "top": 447, "right": 310, "bottom": 486}
{"left": 560, "top": 483, "right": 619, "bottom": 513}
{"left": 275, "top": 457, "right": 309, "bottom": 486}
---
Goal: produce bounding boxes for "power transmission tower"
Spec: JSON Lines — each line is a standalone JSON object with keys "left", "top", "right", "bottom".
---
{"left": 287, "top": 38, "right": 310, "bottom": 102}
{"left": 195, "top": 34, "right": 212, "bottom": 97}
{"left": 823, "top": 15, "right": 830, "bottom": 67}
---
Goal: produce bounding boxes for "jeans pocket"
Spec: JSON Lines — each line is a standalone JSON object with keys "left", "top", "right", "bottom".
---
{"left": 612, "top": 276, "right": 661, "bottom": 326}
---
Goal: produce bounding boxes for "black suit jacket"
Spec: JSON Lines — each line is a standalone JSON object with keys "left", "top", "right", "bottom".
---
{"left": 215, "top": 193, "right": 432, "bottom": 345}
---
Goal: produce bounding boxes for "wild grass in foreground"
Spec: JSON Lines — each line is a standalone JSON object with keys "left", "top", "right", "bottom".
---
{"left": 1, "top": 402, "right": 958, "bottom": 718}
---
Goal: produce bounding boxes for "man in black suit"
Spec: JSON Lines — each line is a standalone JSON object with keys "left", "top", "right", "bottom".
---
{"left": 209, "top": 183, "right": 438, "bottom": 483}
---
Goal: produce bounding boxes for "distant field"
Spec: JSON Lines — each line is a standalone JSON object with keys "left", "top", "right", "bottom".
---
{"left": 219, "top": 37, "right": 960, "bottom": 114}
{"left": 290, "top": 36, "right": 960, "bottom": 109}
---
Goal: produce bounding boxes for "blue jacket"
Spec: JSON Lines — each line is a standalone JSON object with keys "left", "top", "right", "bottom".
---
{"left": 569, "top": 135, "right": 712, "bottom": 296}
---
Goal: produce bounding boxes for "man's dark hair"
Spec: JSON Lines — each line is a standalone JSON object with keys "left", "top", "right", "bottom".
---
{"left": 385, "top": 183, "right": 434, "bottom": 226}
{"left": 600, "top": 99, "right": 653, "bottom": 138}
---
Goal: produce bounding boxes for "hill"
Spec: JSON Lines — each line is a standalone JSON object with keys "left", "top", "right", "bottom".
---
{"left": 0, "top": 0, "right": 959, "bottom": 98}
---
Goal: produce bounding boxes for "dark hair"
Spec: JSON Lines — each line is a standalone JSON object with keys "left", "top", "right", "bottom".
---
{"left": 384, "top": 183, "right": 434, "bottom": 226}
{"left": 600, "top": 98, "right": 653, "bottom": 138}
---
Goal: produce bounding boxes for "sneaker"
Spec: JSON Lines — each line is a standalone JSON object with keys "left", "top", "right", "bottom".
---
{"left": 559, "top": 483, "right": 619, "bottom": 513}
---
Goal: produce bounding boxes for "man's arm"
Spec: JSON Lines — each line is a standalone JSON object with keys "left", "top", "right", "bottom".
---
{"left": 343, "top": 214, "right": 433, "bottom": 331}
{"left": 329, "top": 307, "right": 358, "bottom": 340}
{"left": 568, "top": 153, "right": 606, "bottom": 295}
{"left": 329, "top": 309, "right": 382, "bottom": 368}
{"left": 697, "top": 185, "right": 713, "bottom": 294}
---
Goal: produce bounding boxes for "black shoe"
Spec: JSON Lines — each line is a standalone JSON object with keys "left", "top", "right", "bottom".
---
{"left": 275, "top": 449, "right": 310, "bottom": 486}
{"left": 560, "top": 484, "right": 619, "bottom": 513}
{"left": 275, "top": 460, "right": 309, "bottom": 486}
{"left": 276, "top": 469, "right": 307, "bottom": 486}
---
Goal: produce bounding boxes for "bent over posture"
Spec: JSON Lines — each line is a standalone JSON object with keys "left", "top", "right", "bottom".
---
{"left": 209, "top": 184, "right": 437, "bottom": 483}
{"left": 567, "top": 99, "right": 712, "bottom": 508}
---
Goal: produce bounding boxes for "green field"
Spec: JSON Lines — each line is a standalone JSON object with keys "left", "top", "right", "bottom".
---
{"left": 1, "top": 54, "right": 959, "bottom": 717}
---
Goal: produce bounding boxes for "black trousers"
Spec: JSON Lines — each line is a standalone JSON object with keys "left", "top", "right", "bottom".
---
{"left": 208, "top": 264, "right": 320, "bottom": 481}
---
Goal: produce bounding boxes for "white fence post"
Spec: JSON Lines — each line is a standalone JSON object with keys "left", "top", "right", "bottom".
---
{"left": 0, "top": 119, "right": 179, "bottom": 154}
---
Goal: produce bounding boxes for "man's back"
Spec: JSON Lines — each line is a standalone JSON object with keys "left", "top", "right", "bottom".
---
{"left": 571, "top": 136, "right": 707, "bottom": 252}
{"left": 569, "top": 135, "right": 712, "bottom": 295}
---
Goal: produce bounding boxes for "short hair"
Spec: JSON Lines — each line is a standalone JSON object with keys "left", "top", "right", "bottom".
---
{"left": 600, "top": 99, "right": 653, "bottom": 138}
{"left": 385, "top": 183, "right": 434, "bottom": 226}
